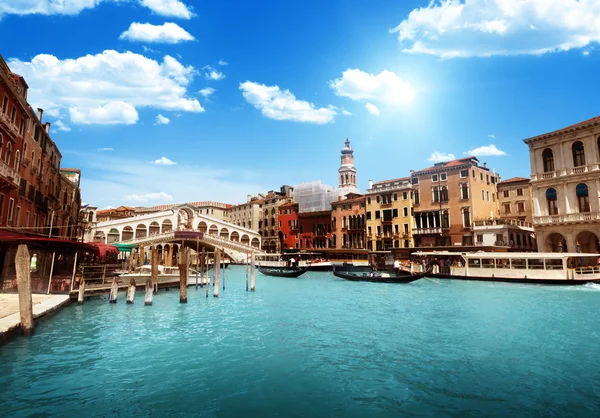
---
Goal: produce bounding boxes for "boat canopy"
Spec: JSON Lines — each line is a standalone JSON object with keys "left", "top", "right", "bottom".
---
{"left": 112, "top": 243, "right": 139, "bottom": 253}
{"left": 413, "top": 251, "right": 600, "bottom": 259}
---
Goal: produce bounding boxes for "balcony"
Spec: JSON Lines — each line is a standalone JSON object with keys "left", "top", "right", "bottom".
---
{"left": 531, "top": 164, "right": 600, "bottom": 181}
{"left": 21, "top": 157, "right": 30, "bottom": 168}
{"left": 0, "top": 113, "right": 19, "bottom": 138}
{"left": 0, "top": 161, "right": 21, "bottom": 188}
{"left": 473, "top": 219, "right": 534, "bottom": 230}
{"left": 534, "top": 211, "right": 600, "bottom": 225}
{"left": 412, "top": 227, "right": 442, "bottom": 235}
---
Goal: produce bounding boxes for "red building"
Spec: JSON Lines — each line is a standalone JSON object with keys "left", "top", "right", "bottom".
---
{"left": 298, "top": 211, "right": 333, "bottom": 250}
{"left": 278, "top": 202, "right": 299, "bottom": 250}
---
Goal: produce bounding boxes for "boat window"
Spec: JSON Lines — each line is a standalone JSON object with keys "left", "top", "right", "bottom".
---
{"left": 495, "top": 259, "right": 510, "bottom": 269}
{"left": 527, "top": 259, "right": 545, "bottom": 269}
{"left": 511, "top": 259, "right": 526, "bottom": 269}
{"left": 545, "top": 259, "right": 564, "bottom": 270}
{"left": 481, "top": 258, "right": 495, "bottom": 268}
{"left": 468, "top": 258, "right": 481, "bottom": 268}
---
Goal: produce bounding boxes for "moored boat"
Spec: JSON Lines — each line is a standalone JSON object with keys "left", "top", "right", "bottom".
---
{"left": 333, "top": 268, "right": 430, "bottom": 283}
{"left": 257, "top": 266, "right": 308, "bottom": 278}
{"left": 413, "top": 251, "right": 600, "bottom": 285}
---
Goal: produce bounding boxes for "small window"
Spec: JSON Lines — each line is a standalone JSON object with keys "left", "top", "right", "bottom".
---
{"left": 403, "top": 207, "right": 408, "bottom": 217}
{"left": 393, "top": 193, "right": 398, "bottom": 201}
{"left": 545, "top": 259, "right": 563, "bottom": 270}
{"left": 440, "top": 173, "right": 447, "bottom": 181}
{"left": 411, "top": 177, "right": 419, "bottom": 185}
{"left": 480, "top": 173, "right": 483, "bottom": 181}
{"left": 517, "top": 188, "right": 523, "bottom": 196}
{"left": 367, "top": 197, "right": 371, "bottom": 205}
{"left": 392, "top": 208, "right": 398, "bottom": 218}
{"left": 402, "top": 191, "right": 407, "bottom": 200}
{"left": 460, "top": 169, "right": 468, "bottom": 178}
{"left": 503, "top": 190, "right": 509, "bottom": 198}
{"left": 481, "top": 258, "right": 495, "bottom": 268}
{"left": 468, "top": 258, "right": 481, "bottom": 268}
{"left": 376, "top": 196, "right": 380, "bottom": 203}
{"left": 496, "top": 259, "right": 510, "bottom": 269}
{"left": 375, "top": 211, "right": 380, "bottom": 219}
{"left": 528, "top": 259, "right": 545, "bottom": 269}
{"left": 432, "top": 174, "right": 438, "bottom": 182}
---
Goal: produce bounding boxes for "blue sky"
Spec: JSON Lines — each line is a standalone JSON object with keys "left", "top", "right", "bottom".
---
{"left": 1, "top": 0, "right": 599, "bottom": 208}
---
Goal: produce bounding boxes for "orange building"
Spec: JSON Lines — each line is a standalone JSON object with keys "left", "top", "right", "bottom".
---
{"left": 331, "top": 194, "right": 365, "bottom": 249}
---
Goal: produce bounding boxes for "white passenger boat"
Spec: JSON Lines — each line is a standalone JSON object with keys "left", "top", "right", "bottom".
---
{"left": 119, "top": 265, "right": 209, "bottom": 285}
{"left": 414, "top": 251, "right": 600, "bottom": 285}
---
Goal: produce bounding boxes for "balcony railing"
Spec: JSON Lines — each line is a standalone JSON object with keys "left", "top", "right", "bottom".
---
{"left": 473, "top": 219, "right": 533, "bottom": 229}
{"left": 0, "top": 113, "right": 19, "bottom": 138}
{"left": 532, "top": 163, "right": 600, "bottom": 181}
{"left": 0, "top": 161, "right": 21, "bottom": 188}
{"left": 534, "top": 211, "right": 600, "bottom": 225}
{"left": 412, "top": 227, "right": 442, "bottom": 235}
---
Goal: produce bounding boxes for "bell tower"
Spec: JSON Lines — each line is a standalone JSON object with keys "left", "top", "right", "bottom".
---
{"left": 338, "top": 138, "right": 359, "bottom": 196}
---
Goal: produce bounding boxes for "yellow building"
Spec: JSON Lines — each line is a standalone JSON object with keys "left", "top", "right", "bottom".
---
{"left": 365, "top": 177, "right": 414, "bottom": 254}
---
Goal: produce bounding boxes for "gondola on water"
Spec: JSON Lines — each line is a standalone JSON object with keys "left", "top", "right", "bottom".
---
{"left": 257, "top": 266, "right": 308, "bottom": 278}
{"left": 332, "top": 267, "right": 431, "bottom": 283}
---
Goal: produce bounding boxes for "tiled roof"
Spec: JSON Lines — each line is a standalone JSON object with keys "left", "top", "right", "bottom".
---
{"left": 523, "top": 115, "right": 600, "bottom": 143}
{"left": 414, "top": 156, "right": 478, "bottom": 174}
{"left": 373, "top": 176, "right": 409, "bottom": 186}
{"left": 498, "top": 177, "right": 530, "bottom": 185}
{"left": 280, "top": 202, "right": 298, "bottom": 208}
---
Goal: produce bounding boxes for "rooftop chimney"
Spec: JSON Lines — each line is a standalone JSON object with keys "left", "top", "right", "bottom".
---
{"left": 247, "top": 194, "right": 251, "bottom": 203}
{"left": 44, "top": 122, "right": 51, "bottom": 134}
{"left": 37, "top": 108, "right": 43, "bottom": 122}
{"left": 368, "top": 180, "right": 373, "bottom": 189}
{"left": 483, "top": 162, "right": 487, "bottom": 168}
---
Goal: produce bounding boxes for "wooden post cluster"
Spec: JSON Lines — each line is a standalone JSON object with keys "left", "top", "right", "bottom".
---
{"left": 15, "top": 244, "right": 34, "bottom": 336}
{"left": 213, "top": 248, "right": 220, "bottom": 297}
{"left": 179, "top": 247, "right": 189, "bottom": 303}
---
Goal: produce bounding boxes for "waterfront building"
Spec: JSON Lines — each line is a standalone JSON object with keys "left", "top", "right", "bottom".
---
{"left": 410, "top": 157, "right": 500, "bottom": 249}
{"left": 524, "top": 116, "right": 600, "bottom": 253}
{"left": 472, "top": 219, "right": 536, "bottom": 251}
{"left": 0, "top": 55, "right": 81, "bottom": 239}
{"left": 227, "top": 195, "right": 263, "bottom": 232}
{"left": 278, "top": 202, "right": 299, "bottom": 250}
{"left": 260, "top": 186, "right": 293, "bottom": 253}
{"left": 96, "top": 206, "right": 135, "bottom": 222}
{"left": 79, "top": 203, "right": 98, "bottom": 241}
{"left": 365, "top": 177, "right": 414, "bottom": 255}
{"left": 497, "top": 177, "right": 534, "bottom": 224}
{"left": 331, "top": 194, "right": 365, "bottom": 250}
{"left": 298, "top": 210, "right": 333, "bottom": 250}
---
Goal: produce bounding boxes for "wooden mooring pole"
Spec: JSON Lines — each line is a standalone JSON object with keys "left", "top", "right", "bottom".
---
{"left": 15, "top": 244, "right": 34, "bottom": 336}
{"left": 144, "top": 277, "right": 153, "bottom": 306}
{"left": 195, "top": 238, "right": 199, "bottom": 290}
{"left": 151, "top": 248, "right": 158, "bottom": 293}
{"left": 46, "top": 250, "right": 56, "bottom": 294}
{"left": 200, "top": 247, "right": 205, "bottom": 288}
{"left": 222, "top": 248, "right": 225, "bottom": 292}
{"left": 126, "top": 278, "right": 136, "bottom": 304}
{"left": 213, "top": 248, "right": 220, "bottom": 297}
{"left": 205, "top": 251, "right": 210, "bottom": 298}
{"left": 250, "top": 250, "right": 256, "bottom": 292}
{"left": 70, "top": 251, "right": 79, "bottom": 293}
{"left": 179, "top": 247, "right": 188, "bottom": 303}
{"left": 109, "top": 278, "right": 118, "bottom": 303}
{"left": 245, "top": 253, "right": 249, "bottom": 291}
{"left": 77, "top": 278, "right": 86, "bottom": 305}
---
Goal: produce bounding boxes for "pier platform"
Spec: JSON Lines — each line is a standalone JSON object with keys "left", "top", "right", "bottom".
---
{"left": 0, "top": 294, "right": 70, "bottom": 342}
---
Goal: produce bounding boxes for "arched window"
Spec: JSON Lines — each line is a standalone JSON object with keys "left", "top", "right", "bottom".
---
{"left": 542, "top": 148, "right": 554, "bottom": 173}
{"left": 14, "top": 150, "right": 20, "bottom": 170}
{"left": 342, "top": 216, "right": 346, "bottom": 228}
{"left": 546, "top": 188, "right": 558, "bottom": 215}
{"left": 5, "top": 142, "right": 11, "bottom": 164}
{"left": 572, "top": 141, "right": 585, "bottom": 167}
{"left": 440, "top": 186, "right": 448, "bottom": 202}
{"left": 576, "top": 183, "right": 590, "bottom": 213}
{"left": 0, "top": 134, "right": 3, "bottom": 160}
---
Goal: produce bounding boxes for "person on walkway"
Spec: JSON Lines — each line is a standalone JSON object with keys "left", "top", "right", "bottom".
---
{"left": 393, "top": 258, "right": 401, "bottom": 275}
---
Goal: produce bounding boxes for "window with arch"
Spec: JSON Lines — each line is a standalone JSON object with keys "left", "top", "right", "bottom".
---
{"left": 546, "top": 188, "right": 558, "bottom": 215}
{"left": 14, "top": 150, "right": 20, "bottom": 170}
{"left": 572, "top": 141, "right": 585, "bottom": 167}
{"left": 342, "top": 216, "right": 346, "bottom": 228}
{"left": 576, "top": 183, "right": 590, "bottom": 213}
{"left": 542, "top": 148, "right": 554, "bottom": 172}
{"left": 0, "top": 134, "right": 3, "bottom": 160}
{"left": 440, "top": 186, "right": 448, "bottom": 202}
{"left": 5, "top": 142, "right": 11, "bottom": 164}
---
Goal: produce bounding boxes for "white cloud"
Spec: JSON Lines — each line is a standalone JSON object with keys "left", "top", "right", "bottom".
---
{"left": 54, "top": 119, "right": 71, "bottom": 132}
{"left": 155, "top": 114, "right": 170, "bottom": 125}
{"left": 139, "top": 0, "right": 193, "bottom": 19}
{"left": 218, "top": 59, "right": 228, "bottom": 66}
{"left": 199, "top": 87, "right": 215, "bottom": 97}
{"left": 239, "top": 81, "right": 337, "bottom": 124}
{"left": 122, "top": 191, "right": 174, "bottom": 202}
{"left": 206, "top": 69, "right": 225, "bottom": 80}
{"left": 488, "top": 134, "right": 495, "bottom": 139}
{"left": 330, "top": 69, "right": 415, "bottom": 104}
{"left": 119, "top": 22, "right": 194, "bottom": 43}
{"left": 97, "top": 147, "right": 114, "bottom": 152}
{"left": 428, "top": 151, "right": 456, "bottom": 162}
{"left": 70, "top": 101, "right": 139, "bottom": 125}
{"left": 150, "top": 156, "right": 176, "bottom": 165}
{"left": 341, "top": 109, "right": 352, "bottom": 116}
{"left": 465, "top": 144, "right": 507, "bottom": 157}
{"left": 391, "top": 0, "right": 600, "bottom": 58}
{"left": 365, "top": 103, "right": 380, "bottom": 116}
{"left": 0, "top": 0, "right": 102, "bottom": 17}
{"left": 8, "top": 50, "right": 204, "bottom": 126}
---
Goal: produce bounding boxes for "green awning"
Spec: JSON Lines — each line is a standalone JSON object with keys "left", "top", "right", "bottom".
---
{"left": 111, "top": 243, "right": 139, "bottom": 253}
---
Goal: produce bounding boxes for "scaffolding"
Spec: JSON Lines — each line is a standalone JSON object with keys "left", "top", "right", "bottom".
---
{"left": 294, "top": 181, "right": 338, "bottom": 213}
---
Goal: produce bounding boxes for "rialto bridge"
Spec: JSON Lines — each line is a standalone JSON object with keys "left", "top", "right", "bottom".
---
{"left": 87, "top": 204, "right": 264, "bottom": 261}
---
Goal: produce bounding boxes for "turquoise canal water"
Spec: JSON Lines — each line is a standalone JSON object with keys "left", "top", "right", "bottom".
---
{"left": 2, "top": 267, "right": 600, "bottom": 417}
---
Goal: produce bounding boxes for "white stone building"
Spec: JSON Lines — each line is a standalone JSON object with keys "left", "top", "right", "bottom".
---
{"left": 524, "top": 116, "right": 600, "bottom": 253}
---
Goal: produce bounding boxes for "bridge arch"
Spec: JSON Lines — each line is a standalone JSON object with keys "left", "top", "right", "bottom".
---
{"left": 208, "top": 225, "right": 218, "bottom": 235}
{"left": 107, "top": 228, "right": 120, "bottom": 244}
{"left": 149, "top": 221, "right": 160, "bottom": 236}
{"left": 230, "top": 231, "right": 240, "bottom": 242}
{"left": 198, "top": 221, "right": 208, "bottom": 233}
{"left": 122, "top": 226, "right": 134, "bottom": 241}
{"left": 177, "top": 207, "right": 194, "bottom": 229}
{"left": 93, "top": 231, "right": 106, "bottom": 243}
{"left": 220, "top": 228, "right": 229, "bottom": 240}
{"left": 162, "top": 219, "right": 173, "bottom": 233}
{"left": 135, "top": 224, "right": 147, "bottom": 238}
{"left": 241, "top": 234, "right": 250, "bottom": 245}
{"left": 251, "top": 237, "right": 260, "bottom": 248}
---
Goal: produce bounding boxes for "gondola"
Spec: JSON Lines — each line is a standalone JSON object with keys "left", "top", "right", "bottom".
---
{"left": 333, "top": 267, "right": 431, "bottom": 283}
{"left": 257, "top": 266, "right": 308, "bottom": 278}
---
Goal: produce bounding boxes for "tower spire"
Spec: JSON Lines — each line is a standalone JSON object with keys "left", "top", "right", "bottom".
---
{"left": 338, "top": 138, "right": 359, "bottom": 196}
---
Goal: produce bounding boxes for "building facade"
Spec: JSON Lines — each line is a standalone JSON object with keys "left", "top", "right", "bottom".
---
{"left": 260, "top": 187, "right": 293, "bottom": 253}
{"left": 297, "top": 211, "right": 333, "bottom": 250}
{"left": 497, "top": 177, "right": 534, "bottom": 224}
{"left": 278, "top": 202, "right": 299, "bottom": 250}
{"left": 331, "top": 194, "right": 365, "bottom": 250}
{"left": 524, "top": 116, "right": 600, "bottom": 253}
{"left": 0, "top": 55, "right": 80, "bottom": 239}
{"left": 411, "top": 157, "right": 500, "bottom": 248}
{"left": 365, "top": 177, "right": 414, "bottom": 253}
{"left": 96, "top": 206, "right": 135, "bottom": 223}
